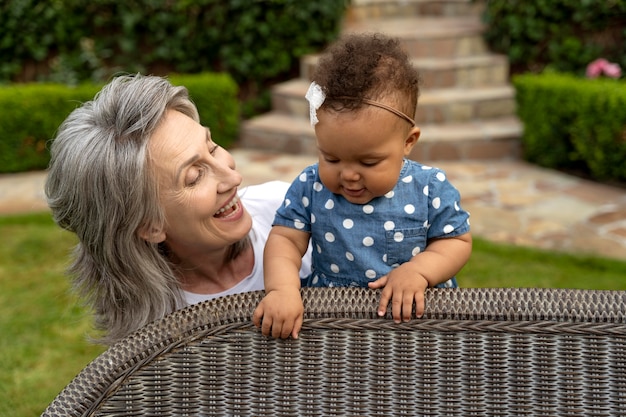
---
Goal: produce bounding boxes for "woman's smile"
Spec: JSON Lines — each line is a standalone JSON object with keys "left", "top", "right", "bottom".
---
{"left": 214, "top": 193, "right": 244, "bottom": 220}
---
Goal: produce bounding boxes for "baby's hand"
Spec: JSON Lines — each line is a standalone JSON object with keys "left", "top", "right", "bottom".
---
{"left": 368, "top": 264, "right": 429, "bottom": 323}
{"left": 252, "top": 287, "right": 304, "bottom": 339}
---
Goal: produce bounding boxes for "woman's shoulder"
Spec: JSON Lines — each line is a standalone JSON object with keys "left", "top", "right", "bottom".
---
{"left": 240, "top": 180, "right": 290, "bottom": 199}
{"left": 239, "top": 181, "right": 291, "bottom": 218}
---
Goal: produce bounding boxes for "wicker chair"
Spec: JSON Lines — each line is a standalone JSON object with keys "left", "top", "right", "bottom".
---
{"left": 42, "top": 287, "right": 626, "bottom": 417}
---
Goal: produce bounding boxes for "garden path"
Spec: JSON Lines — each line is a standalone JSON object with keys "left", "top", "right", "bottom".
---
{"left": 1, "top": 148, "right": 625, "bottom": 261}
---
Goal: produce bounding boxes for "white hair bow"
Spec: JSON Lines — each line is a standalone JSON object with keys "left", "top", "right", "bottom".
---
{"left": 305, "top": 82, "right": 325, "bottom": 126}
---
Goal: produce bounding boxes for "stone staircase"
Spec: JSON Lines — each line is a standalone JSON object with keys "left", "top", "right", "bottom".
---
{"left": 238, "top": 0, "right": 523, "bottom": 161}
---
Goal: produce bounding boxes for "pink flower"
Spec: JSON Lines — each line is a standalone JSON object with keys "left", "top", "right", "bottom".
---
{"left": 603, "top": 62, "right": 622, "bottom": 78}
{"left": 586, "top": 58, "right": 622, "bottom": 79}
{"left": 586, "top": 58, "right": 608, "bottom": 78}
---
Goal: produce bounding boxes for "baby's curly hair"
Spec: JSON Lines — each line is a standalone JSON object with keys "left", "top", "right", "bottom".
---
{"left": 313, "top": 32, "right": 420, "bottom": 119}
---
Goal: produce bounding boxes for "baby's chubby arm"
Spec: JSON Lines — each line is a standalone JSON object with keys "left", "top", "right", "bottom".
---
{"left": 252, "top": 225, "right": 311, "bottom": 339}
{"left": 369, "top": 232, "right": 472, "bottom": 323}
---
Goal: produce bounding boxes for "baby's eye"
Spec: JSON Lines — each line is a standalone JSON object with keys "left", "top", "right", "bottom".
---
{"left": 361, "top": 160, "right": 380, "bottom": 167}
{"left": 323, "top": 156, "right": 339, "bottom": 164}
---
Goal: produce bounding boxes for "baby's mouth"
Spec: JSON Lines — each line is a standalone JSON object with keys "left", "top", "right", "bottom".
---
{"left": 343, "top": 187, "right": 366, "bottom": 198}
{"left": 214, "top": 195, "right": 240, "bottom": 218}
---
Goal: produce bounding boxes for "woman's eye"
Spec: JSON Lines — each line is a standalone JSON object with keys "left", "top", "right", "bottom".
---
{"left": 186, "top": 167, "right": 204, "bottom": 186}
{"left": 209, "top": 144, "right": 219, "bottom": 155}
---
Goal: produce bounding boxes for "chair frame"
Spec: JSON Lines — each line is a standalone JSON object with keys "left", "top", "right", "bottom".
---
{"left": 42, "top": 287, "right": 626, "bottom": 416}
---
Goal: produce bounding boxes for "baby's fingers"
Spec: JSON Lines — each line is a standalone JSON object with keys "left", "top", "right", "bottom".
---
{"left": 291, "top": 315, "right": 303, "bottom": 340}
{"left": 260, "top": 314, "right": 274, "bottom": 337}
{"left": 401, "top": 290, "right": 416, "bottom": 322}
{"left": 272, "top": 317, "right": 299, "bottom": 340}
{"left": 414, "top": 290, "right": 426, "bottom": 319}
{"left": 391, "top": 291, "right": 405, "bottom": 323}
{"left": 271, "top": 319, "right": 289, "bottom": 339}
{"left": 252, "top": 304, "right": 264, "bottom": 328}
{"left": 368, "top": 275, "right": 388, "bottom": 289}
{"left": 377, "top": 285, "right": 393, "bottom": 317}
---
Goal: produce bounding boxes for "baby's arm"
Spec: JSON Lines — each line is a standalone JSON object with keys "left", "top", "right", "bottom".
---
{"left": 369, "top": 232, "right": 472, "bottom": 322}
{"left": 252, "top": 225, "right": 310, "bottom": 339}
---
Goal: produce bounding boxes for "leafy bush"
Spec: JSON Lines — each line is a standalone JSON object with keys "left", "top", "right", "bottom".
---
{"left": 0, "top": 83, "right": 100, "bottom": 173}
{"left": 170, "top": 73, "right": 240, "bottom": 147}
{"left": 569, "top": 79, "right": 626, "bottom": 181}
{"left": 513, "top": 73, "right": 626, "bottom": 182}
{"left": 0, "top": 1, "right": 346, "bottom": 88}
{"left": 0, "top": 73, "right": 239, "bottom": 174}
{"left": 481, "top": 0, "right": 626, "bottom": 75}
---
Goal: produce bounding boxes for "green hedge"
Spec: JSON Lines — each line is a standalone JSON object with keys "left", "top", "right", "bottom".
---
{"left": 171, "top": 73, "right": 240, "bottom": 149}
{"left": 513, "top": 73, "right": 626, "bottom": 182}
{"left": 0, "top": 73, "right": 239, "bottom": 174}
{"left": 481, "top": 0, "right": 626, "bottom": 75}
{"left": 0, "top": 1, "right": 346, "bottom": 87}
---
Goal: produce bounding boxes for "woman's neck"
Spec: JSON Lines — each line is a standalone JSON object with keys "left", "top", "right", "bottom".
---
{"left": 174, "top": 243, "right": 255, "bottom": 295}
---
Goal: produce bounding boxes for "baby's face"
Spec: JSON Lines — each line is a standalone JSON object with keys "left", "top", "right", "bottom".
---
{"left": 315, "top": 107, "right": 419, "bottom": 205}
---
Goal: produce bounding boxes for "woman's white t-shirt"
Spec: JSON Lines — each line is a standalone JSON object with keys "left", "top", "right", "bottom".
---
{"left": 183, "top": 181, "right": 312, "bottom": 305}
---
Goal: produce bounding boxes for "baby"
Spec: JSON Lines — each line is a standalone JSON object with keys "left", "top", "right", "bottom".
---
{"left": 253, "top": 32, "right": 472, "bottom": 339}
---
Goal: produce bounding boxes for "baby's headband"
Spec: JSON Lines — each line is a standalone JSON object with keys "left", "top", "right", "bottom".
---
{"left": 304, "top": 81, "right": 416, "bottom": 127}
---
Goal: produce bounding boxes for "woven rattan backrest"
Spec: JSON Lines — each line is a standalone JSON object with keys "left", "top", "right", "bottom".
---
{"left": 42, "top": 287, "right": 626, "bottom": 417}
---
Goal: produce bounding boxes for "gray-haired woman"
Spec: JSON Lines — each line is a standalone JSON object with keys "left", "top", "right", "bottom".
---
{"left": 45, "top": 74, "right": 311, "bottom": 345}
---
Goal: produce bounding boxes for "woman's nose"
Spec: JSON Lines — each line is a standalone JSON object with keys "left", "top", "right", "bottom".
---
{"left": 216, "top": 154, "right": 242, "bottom": 193}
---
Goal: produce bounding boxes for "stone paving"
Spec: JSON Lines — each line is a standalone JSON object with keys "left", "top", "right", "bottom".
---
{"left": 2, "top": 148, "right": 626, "bottom": 261}
{"left": 233, "top": 149, "right": 626, "bottom": 261}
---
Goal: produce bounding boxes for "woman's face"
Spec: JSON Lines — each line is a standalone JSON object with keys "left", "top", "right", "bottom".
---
{"left": 147, "top": 110, "right": 252, "bottom": 256}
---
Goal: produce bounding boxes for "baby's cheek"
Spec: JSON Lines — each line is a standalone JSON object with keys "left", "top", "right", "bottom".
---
{"left": 318, "top": 167, "right": 340, "bottom": 193}
{"left": 368, "top": 175, "right": 397, "bottom": 197}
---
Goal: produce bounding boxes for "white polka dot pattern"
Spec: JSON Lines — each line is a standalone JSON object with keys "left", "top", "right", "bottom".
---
{"left": 273, "top": 160, "right": 470, "bottom": 288}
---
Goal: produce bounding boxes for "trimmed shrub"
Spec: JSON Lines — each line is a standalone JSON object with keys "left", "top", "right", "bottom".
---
{"left": 170, "top": 73, "right": 240, "bottom": 148}
{"left": 569, "top": 79, "right": 626, "bottom": 181}
{"left": 481, "top": 1, "right": 626, "bottom": 75}
{"left": 0, "top": 73, "right": 239, "bottom": 174}
{"left": 513, "top": 73, "right": 626, "bottom": 182}
{"left": 0, "top": 1, "right": 347, "bottom": 89}
{"left": 0, "top": 83, "right": 100, "bottom": 173}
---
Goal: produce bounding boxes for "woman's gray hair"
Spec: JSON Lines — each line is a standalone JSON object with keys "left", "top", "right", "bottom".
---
{"left": 45, "top": 74, "right": 199, "bottom": 345}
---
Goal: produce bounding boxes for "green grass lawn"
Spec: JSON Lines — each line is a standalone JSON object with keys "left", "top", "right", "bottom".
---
{"left": 2, "top": 212, "right": 626, "bottom": 417}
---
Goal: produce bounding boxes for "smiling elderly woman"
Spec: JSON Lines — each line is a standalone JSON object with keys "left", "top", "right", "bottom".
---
{"left": 45, "top": 74, "right": 311, "bottom": 345}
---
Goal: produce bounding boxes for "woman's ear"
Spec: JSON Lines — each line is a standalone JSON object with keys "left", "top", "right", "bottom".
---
{"left": 138, "top": 223, "right": 166, "bottom": 243}
{"left": 403, "top": 126, "right": 420, "bottom": 155}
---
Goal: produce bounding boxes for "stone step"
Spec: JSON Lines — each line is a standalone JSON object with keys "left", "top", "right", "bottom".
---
{"left": 417, "top": 85, "right": 517, "bottom": 124}
{"left": 236, "top": 1, "right": 521, "bottom": 163}
{"left": 238, "top": 112, "right": 522, "bottom": 161}
{"left": 345, "top": 0, "right": 485, "bottom": 21}
{"left": 414, "top": 54, "right": 510, "bottom": 89}
{"left": 269, "top": 78, "right": 516, "bottom": 124}
{"left": 302, "top": 53, "right": 509, "bottom": 89}
{"left": 412, "top": 116, "right": 522, "bottom": 161}
{"left": 238, "top": 113, "right": 317, "bottom": 155}
{"left": 343, "top": 16, "right": 488, "bottom": 59}
{"left": 270, "top": 79, "right": 310, "bottom": 120}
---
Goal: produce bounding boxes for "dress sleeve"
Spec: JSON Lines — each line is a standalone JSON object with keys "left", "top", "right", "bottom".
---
{"left": 239, "top": 180, "right": 313, "bottom": 279}
{"left": 425, "top": 168, "right": 470, "bottom": 240}
{"left": 272, "top": 165, "right": 318, "bottom": 233}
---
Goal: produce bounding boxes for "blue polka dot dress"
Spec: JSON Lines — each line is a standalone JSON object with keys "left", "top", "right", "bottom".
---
{"left": 273, "top": 159, "right": 470, "bottom": 289}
